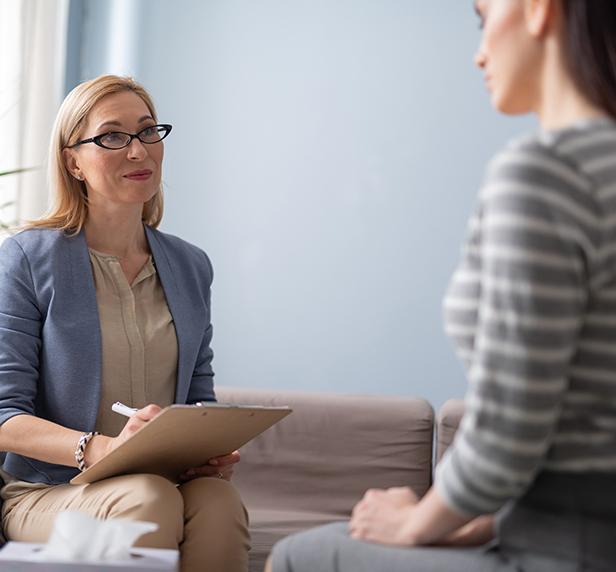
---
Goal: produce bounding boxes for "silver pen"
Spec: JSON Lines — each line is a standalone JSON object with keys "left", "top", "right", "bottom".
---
{"left": 111, "top": 401, "right": 138, "bottom": 418}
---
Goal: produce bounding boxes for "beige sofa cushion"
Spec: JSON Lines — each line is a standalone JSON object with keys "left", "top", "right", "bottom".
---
{"left": 215, "top": 387, "right": 434, "bottom": 572}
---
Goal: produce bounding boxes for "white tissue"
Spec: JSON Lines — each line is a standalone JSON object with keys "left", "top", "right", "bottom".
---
{"left": 29, "top": 511, "right": 158, "bottom": 562}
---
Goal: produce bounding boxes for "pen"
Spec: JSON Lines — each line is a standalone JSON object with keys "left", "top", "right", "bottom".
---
{"left": 111, "top": 401, "right": 138, "bottom": 418}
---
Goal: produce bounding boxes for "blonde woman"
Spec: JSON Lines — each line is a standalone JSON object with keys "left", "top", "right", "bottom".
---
{"left": 0, "top": 75, "right": 250, "bottom": 572}
{"left": 268, "top": 0, "right": 616, "bottom": 570}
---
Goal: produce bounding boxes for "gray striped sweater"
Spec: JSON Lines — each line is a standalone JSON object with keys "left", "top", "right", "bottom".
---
{"left": 436, "top": 118, "right": 616, "bottom": 517}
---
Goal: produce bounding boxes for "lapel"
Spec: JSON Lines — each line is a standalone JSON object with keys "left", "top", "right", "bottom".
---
{"left": 144, "top": 225, "right": 195, "bottom": 403}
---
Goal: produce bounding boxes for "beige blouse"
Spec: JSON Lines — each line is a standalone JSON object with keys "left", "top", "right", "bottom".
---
{"left": 0, "top": 248, "right": 179, "bottom": 499}
{"left": 90, "top": 248, "right": 178, "bottom": 437}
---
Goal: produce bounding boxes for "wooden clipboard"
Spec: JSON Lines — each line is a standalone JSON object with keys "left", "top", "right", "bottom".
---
{"left": 71, "top": 404, "right": 292, "bottom": 485}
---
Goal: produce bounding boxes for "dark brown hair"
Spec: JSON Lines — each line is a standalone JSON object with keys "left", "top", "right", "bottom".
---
{"left": 561, "top": 0, "right": 616, "bottom": 118}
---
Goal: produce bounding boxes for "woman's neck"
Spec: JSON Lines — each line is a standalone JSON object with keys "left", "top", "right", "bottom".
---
{"left": 83, "top": 207, "right": 150, "bottom": 258}
{"left": 536, "top": 83, "right": 607, "bottom": 132}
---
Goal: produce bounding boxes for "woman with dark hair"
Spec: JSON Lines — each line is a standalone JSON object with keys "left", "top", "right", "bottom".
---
{"left": 0, "top": 75, "right": 250, "bottom": 572}
{"left": 266, "top": 0, "right": 616, "bottom": 570}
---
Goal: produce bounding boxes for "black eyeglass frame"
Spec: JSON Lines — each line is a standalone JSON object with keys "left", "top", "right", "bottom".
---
{"left": 69, "top": 124, "right": 173, "bottom": 150}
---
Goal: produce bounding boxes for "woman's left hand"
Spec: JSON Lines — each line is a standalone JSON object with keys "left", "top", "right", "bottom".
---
{"left": 179, "top": 450, "right": 241, "bottom": 482}
{"left": 349, "top": 486, "right": 419, "bottom": 546}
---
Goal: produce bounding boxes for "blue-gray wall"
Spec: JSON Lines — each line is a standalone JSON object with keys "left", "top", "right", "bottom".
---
{"left": 70, "top": 0, "right": 537, "bottom": 412}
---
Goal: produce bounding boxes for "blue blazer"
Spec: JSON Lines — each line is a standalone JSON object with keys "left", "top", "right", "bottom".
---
{"left": 0, "top": 225, "right": 216, "bottom": 485}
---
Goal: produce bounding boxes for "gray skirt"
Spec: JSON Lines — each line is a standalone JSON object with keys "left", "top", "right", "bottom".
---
{"left": 271, "top": 472, "right": 616, "bottom": 572}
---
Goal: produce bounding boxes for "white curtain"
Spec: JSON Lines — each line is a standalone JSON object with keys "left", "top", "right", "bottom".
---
{"left": 0, "top": 0, "right": 23, "bottom": 230}
{"left": 0, "top": 0, "right": 69, "bottom": 229}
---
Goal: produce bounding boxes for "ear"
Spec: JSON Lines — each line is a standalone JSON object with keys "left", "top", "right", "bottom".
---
{"left": 62, "top": 148, "right": 82, "bottom": 180}
{"left": 524, "top": 0, "right": 553, "bottom": 37}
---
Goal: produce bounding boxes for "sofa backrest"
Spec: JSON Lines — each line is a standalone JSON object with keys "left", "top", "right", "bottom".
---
{"left": 216, "top": 386, "right": 434, "bottom": 519}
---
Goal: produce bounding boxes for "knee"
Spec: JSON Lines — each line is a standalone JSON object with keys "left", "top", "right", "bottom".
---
{"left": 103, "top": 474, "right": 183, "bottom": 520}
{"left": 180, "top": 477, "right": 248, "bottom": 526}
{"left": 271, "top": 522, "right": 350, "bottom": 572}
{"left": 98, "top": 474, "right": 184, "bottom": 549}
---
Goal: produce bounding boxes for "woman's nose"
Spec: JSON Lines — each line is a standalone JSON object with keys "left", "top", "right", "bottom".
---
{"left": 474, "top": 46, "right": 487, "bottom": 69}
{"left": 126, "top": 137, "right": 148, "bottom": 159}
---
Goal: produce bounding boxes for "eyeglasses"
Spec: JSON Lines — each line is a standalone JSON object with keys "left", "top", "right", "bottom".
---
{"left": 70, "top": 124, "right": 172, "bottom": 150}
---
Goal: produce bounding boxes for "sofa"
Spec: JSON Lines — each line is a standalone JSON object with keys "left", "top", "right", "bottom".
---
{"left": 0, "top": 389, "right": 465, "bottom": 571}
{"left": 216, "top": 386, "right": 464, "bottom": 572}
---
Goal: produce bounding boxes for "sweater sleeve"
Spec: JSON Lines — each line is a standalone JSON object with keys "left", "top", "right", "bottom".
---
{"left": 437, "top": 139, "right": 597, "bottom": 516}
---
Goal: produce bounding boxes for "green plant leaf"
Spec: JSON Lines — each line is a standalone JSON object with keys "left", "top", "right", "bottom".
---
{"left": 0, "top": 167, "right": 37, "bottom": 177}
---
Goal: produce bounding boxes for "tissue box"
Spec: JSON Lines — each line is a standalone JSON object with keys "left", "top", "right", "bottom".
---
{"left": 0, "top": 542, "right": 179, "bottom": 571}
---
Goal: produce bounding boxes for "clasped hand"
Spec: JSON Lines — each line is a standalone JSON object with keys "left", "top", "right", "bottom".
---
{"left": 349, "top": 486, "right": 495, "bottom": 548}
{"left": 349, "top": 486, "right": 419, "bottom": 546}
{"left": 89, "top": 404, "right": 241, "bottom": 481}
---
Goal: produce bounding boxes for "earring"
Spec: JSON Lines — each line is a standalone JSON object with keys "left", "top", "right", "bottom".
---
{"left": 77, "top": 175, "right": 82, "bottom": 180}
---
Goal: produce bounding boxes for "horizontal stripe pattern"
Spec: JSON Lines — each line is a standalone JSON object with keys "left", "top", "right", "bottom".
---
{"left": 437, "top": 119, "right": 616, "bottom": 516}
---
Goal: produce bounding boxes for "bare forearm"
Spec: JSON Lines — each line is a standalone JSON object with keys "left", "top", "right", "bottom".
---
{"left": 350, "top": 485, "right": 474, "bottom": 547}
{"left": 402, "top": 487, "right": 472, "bottom": 545}
{"left": 0, "top": 414, "right": 83, "bottom": 468}
{"left": 436, "top": 514, "right": 495, "bottom": 546}
{"left": 0, "top": 414, "right": 111, "bottom": 469}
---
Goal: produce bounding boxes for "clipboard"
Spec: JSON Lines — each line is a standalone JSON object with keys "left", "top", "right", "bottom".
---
{"left": 71, "top": 404, "right": 292, "bottom": 485}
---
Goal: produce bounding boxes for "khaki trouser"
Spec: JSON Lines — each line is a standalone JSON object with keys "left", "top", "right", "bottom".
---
{"left": 1, "top": 474, "right": 251, "bottom": 572}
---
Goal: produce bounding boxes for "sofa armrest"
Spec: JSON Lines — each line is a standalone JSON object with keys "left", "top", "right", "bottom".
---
{"left": 435, "top": 398, "right": 464, "bottom": 465}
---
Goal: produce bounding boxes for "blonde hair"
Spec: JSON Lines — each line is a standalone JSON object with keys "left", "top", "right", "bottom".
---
{"left": 27, "top": 75, "right": 164, "bottom": 233}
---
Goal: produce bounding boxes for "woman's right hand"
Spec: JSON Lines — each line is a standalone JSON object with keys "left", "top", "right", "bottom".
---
{"left": 83, "top": 404, "right": 162, "bottom": 468}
